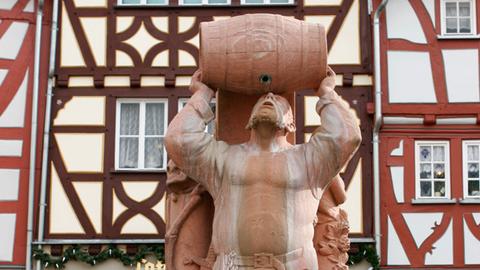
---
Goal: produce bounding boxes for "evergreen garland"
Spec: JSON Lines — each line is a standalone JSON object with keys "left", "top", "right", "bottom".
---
{"left": 33, "top": 243, "right": 378, "bottom": 269}
{"left": 347, "top": 244, "right": 380, "bottom": 270}
{"left": 32, "top": 244, "right": 164, "bottom": 269}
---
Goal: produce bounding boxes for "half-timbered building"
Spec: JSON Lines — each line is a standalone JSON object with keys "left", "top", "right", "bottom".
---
{"left": 37, "top": 0, "right": 374, "bottom": 268}
{"left": 377, "top": 0, "right": 480, "bottom": 268}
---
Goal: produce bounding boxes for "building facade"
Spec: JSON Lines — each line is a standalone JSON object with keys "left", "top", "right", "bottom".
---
{"left": 377, "top": 0, "right": 480, "bottom": 268}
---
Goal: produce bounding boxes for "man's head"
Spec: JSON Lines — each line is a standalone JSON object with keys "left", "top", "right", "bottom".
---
{"left": 246, "top": 92, "right": 296, "bottom": 133}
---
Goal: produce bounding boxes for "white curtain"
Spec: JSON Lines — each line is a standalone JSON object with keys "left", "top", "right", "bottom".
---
{"left": 144, "top": 103, "right": 164, "bottom": 168}
{"left": 119, "top": 103, "right": 139, "bottom": 168}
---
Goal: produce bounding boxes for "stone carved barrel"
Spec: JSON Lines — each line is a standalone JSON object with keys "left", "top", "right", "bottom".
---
{"left": 199, "top": 14, "right": 328, "bottom": 94}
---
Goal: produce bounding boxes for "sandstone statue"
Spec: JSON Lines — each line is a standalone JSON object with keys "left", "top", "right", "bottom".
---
{"left": 165, "top": 66, "right": 361, "bottom": 269}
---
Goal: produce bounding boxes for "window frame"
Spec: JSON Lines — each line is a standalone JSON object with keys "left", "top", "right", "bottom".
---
{"left": 440, "top": 0, "right": 477, "bottom": 37}
{"left": 178, "top": 0, "right": 231, "bottom": 6}
{"left": 178, "top": 98, "right": 216, "bottom": 135}
{"left": 115, "top": 98, "right": 168, "bottom": 171}
{"left": 117, "top": 0, "right": 169, "bottom": 6}
{"left": 462, "top": 140, "right": 480, "bottom": 199}
{"left": 414, "top": 141, "right": 451, "bottom": 199}
{"left": 240, "top": 0, "right": 294, "bottom": 5}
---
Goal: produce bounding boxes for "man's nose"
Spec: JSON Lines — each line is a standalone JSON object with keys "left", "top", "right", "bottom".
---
{"left": 266, "top": 92, "right": 275, "bottom": 100}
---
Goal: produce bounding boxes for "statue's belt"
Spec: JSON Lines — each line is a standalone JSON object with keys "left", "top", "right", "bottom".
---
{"left": 232, "top": 248, "right": 304, "bottom": 269}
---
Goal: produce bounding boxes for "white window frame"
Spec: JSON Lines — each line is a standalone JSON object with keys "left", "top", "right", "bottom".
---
{"left": 117, "top": 0, "right": 169, "bottom": 6}
{"left": 440, "top": 0, "right": 477, "bottom": 37}
{"left": 415, "top": 141, "right": 451, "bottom": 199}
{"left": 178, "top": 98, "right": 216, "bottom": 134}
{"left": 240, "top": 0, "right": 293, "bottom": 5}
{"left": 115, "top": 99, "right": 168, "bottom": 171}
{"left": 178, "top": 0, "right": 230, "bottom": 6}
{"left": 463, "top": 140, "right": 480, "bottom": 199}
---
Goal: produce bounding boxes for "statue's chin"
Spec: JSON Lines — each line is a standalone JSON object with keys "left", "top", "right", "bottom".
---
{"left": 251, "top": 116, "right": 281, "bottom": 129}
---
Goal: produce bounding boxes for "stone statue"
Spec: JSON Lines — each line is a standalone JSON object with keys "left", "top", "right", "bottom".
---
{"left": 165, "top": 66, "right": 361, "bottom": 270}
{"left": 313, "top": 175, "right": 350, "bottom": 270}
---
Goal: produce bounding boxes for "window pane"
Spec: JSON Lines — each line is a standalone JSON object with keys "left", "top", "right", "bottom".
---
{"left": 122, "top": 0, "right": 140, "bottom": 3}
{"left": 446, "top": 2, "right": 457, "bottom": 16}
{"left": 183, "top": 0, "right": 202, "bottom": 4}
{"left": 421, "top": 181, "right": 432, "bottom": 197}
{"left": 420, "top": 163, "right": 432, "bottom": 179}
{"left": 420, "top": 146, "right": 431, "bottom": 161}
{"left": 468, "top": 180, "right": 480, "bottom": 196}
{"left": 446, "top": 18, "right": 458, "bottom": 33}
{"left": 434, "top": 181, "right": 446, "bottom": 197}
{"left": 433, "top": 163, "right": 445, "bottom": 179}
{"left": 468, "top": 163, "right": 479, "bottom": 178}
{"left": 120, "top": 103, "right": 139, "bottom": 135}
{"left": 119, "top": 137, "right": 138, "bottom": 168}
{"left": 433, "top": 146, "right": 445, "bottom": 161}
{"left": 245, "top": 0, "right": 264, "bottom": 4}
{"left": 145, "top": 103, "right": 165, "bottom": 135}
{"left": 145, "top": 137, "right": 164, "bottom": 168}
{"left": 270, "top": 0, "right": 289, "bottom": 3}
{"left": 459, "top": 18, "right": 471, "bottom": 33}
{"left": 209, "top": 0, "right": 228, "bottom": 4}
{"left": 468, "top": 145, "right": 479, "bottom": 160}
{"left": 459, "top": 2, "right": 470, "bottom": 16}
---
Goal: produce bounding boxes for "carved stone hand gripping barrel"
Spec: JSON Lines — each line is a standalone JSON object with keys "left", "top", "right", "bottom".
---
{"left": 199, "top": 14, "right": 328, "bottom": 94}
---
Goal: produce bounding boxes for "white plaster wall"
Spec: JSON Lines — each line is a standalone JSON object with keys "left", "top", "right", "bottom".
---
{"left": 340, "top": 158, "right": 363, "bottom": 234}
{"left": 116, "top": 50, "right": 134, "bottom": 67}
{"left": 178, "top": 17, "right": 196, "bottom": 33}
{"left": 60, "top": 5, "right": 85, "bottom": 67}
{"left": 352, "top": 74, "right": 372, "bottom": 86}
{"left": 23, "top": 0, "right": 34, "bottom": 12}
{"left": 178, "top": 50, "right": 197, "bottom": 67}
{"left": 383, "top": 117, "right": 424, "bottom": 125}
{"left": 121, "top": 214, "right": 157, "bottom": 234}
{"left": 328, "top": 0, "right": 360, "bottom": 65}
{"left": 389, "top": 166, "right": 404, "bottom": 203}
{"left": 402, "top": 213, "right": 443, "bottom": 248}
{"left": 124, "top": 23, "right": 162, "bottom": 61}
{"left": 54, "top": 96, "right": 105, "bottom": 126}
{"left": 0, "top": 0, "right": 17, "bottom": 10}
{"left": 116, "top": 16, "right": 134, "bottom": 33}
{"left": 304, "top": 15, "right": 335, "bottom": 32}
{"left": 386, "top": 0, "right": 427, "bottom": 44}
{"left": 0, "top": 22, "right": 29, "bottom": 60}
{"left": 0, "top": 69, "right": 8, "bottom": 86}
{"left": 442, "top": 49, "right": 480, "bottom": 103}
{"left": 72, "top": 0, "right": 107, "bottom": 7}
{"left": 0, "top": 69, "right": 28, "bottom": 127}
{"left": 104, "top": 76, "right": 130, "bottom": 87}
{"left": 387, "top": 216, "right": 410, "bottom": 265}
{"left": 152, "top": 50, "right": 169, "bottom": 67}
{"left": 49, "top": 164, "right": 84, "bottom": 234}
{"left": 0, "top": 214, "right": 16, "bottom": 261}
{"left": 464, "top": 217, "right": 480, "bottom": 264}
{"left": 387, "top": 51, "right": 437, "bottom": 103}
{"left": 175, "top": 76, "right": 191, "bottom": 86}
{"left": 112, "top": 191, "right": 128, "bottom": 223}
{"left": 303, "top": 0, "right": 342, "bottom": 6}
{"left": 122, "top": 181, "right": 159, "bottom": 202}
{"left": 304, "top": 96, "right": 321, "bottom": 126}
{"left": 152, "top": 17, "right": 169, "bottom": 33}
{"left": 72, "top": 182, "right": 103, "bottom": 234}
{"left": 425, "top": 220, "right": 453, "bottom": 265}
{"left": 0, "top": 140, "right": 23, "bottom": 157}
{"left": 141, "top": 76, "right": 165, "bottom": 87}
{"left": 54, "top": 133, "right": 104, "bottom": 173}
{"left": 421, "top": 0, "right": 436, "bottom": 27}
{"left": 68, "top": 76, "right": 94, "bottom": 87}
{"left": 390, "top": 140, "right": 403, "bottom": 156}
{"left": 0, "top": 169, "right": 20, "bottom": 201}
{"left": 80, "top": 17, "right": 107, "bottom": 66}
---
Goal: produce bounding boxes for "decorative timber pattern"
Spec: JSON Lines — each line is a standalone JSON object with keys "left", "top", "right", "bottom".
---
{"left": 47, "top": 0, "right": 373, "bottom": 240}
{"left": 377, "top": 0, "right": 480, "bottom": 268}
{"left": 0, "top": 0, "right": 50, "bottom": 265}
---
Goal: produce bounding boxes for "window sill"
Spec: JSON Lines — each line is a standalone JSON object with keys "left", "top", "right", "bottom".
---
{"left": 411, "top": 198, "right": 457, "bottom": 204}
{"left": 437, "top": 34, "right": 480, "bottom": 40}
{"left": 111, "top": 169, "right": 165, "bottom": 174}
{"left": 459, "top": 198, "right": 480, "bottom": 204}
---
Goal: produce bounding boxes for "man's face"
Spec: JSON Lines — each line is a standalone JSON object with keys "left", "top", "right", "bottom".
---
{"left": 247, "top": 93, "right": 294, "bottom": 131}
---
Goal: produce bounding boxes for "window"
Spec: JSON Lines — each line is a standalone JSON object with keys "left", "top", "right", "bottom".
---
{"left": 241, "top": 0, "right": 293, "bottom": 4}
{"left": 179, "top": 0, "right": 229, "bottom": 5}
{"left": 463, "top": 141, "right": 480, "bottom": 198}
{"left": 115, "top": 99, "right": 168, "bottom": 171}
{"left": 441, "top": 0, "right": 476, "bottom": 36}
{"left": 415, "top": 141, "right": 450, "bottom": 199}
{"left": 179, "top": 98, "right": 216, "bottom": 135}
{"left": 118, "top": 0, "right": 168, "bottom": 6}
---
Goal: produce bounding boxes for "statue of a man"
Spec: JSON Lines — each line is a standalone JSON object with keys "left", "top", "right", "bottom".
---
{"left": 165, "top": 68, "right": 361, "bottom": 270}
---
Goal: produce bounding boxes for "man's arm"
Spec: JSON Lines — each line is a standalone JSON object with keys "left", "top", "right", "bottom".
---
{"left": 165, "top": 71, "right": 227, "bottom": 196}
{"left": 305, "top": 68, "right": 362, "bottom": 190}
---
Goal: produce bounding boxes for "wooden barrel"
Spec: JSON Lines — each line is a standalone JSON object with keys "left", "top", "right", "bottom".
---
{"left": 199, "top": 14, "right": 327, "bottom": 95}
